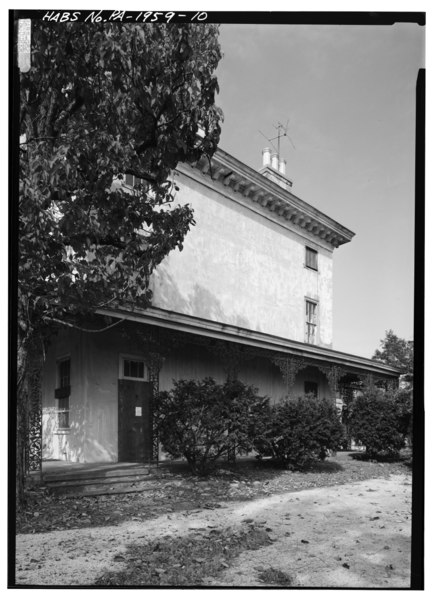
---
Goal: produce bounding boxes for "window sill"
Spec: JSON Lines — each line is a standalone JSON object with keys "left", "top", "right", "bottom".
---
{"left": 304, "top": 264, "right": 318, "bottom": 272}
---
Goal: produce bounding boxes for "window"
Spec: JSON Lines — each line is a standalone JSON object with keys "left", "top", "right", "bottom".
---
{"left": 58, "top": 358, "right": 70, "bottom": 388}
{"left": 57, "top": 397, "right": 70, "bottom": 429}
{"left": 124, "top": 173, "right": 136, "bottom": 187}
{"left": 304, "top": 381, "right": 318, "bottom": 397}
{"left": 124, "top": 174, "right": 145, "bottom": 189}
{"left": 305, "top": 300, "right": 318, "bottom": 344}
{"left": 55, "top": 357, "right": 70, "bottom": 429}
{"left": 120, "top": 356, "right": 148, "bottom": 380}
{"left": 305, "top": 247, "right": 318, "bottom": 271}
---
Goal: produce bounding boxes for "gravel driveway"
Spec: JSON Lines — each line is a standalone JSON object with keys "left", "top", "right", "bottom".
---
{"left": 16, "top": 472, "right": 411, "bottom": 587}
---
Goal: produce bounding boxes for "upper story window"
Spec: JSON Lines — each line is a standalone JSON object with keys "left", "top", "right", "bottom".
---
{"left": 124, "top": 174, "right": 146, "bottom": 189}
{"left": 58, "top": 357, "right": 71, "bottom": 389}
{"left": 305, "top": 247, "right": 318, "bottom": 271}
{"left": 120, "top": 355, "right": 148, "bottom": 381}
{"left": 305, "top": 300, "right": 318, "bottom": 344}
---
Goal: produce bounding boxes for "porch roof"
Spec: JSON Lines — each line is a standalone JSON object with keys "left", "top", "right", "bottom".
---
{"left": 97, "top": 307, "right": 401, "bottom": 379}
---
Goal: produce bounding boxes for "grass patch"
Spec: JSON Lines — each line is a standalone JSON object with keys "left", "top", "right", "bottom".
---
{"left": 95, "top": 523, "right": 272, "bottom": 586}
{"left": 258, "top": 567, "right": 294, "bottom": 586}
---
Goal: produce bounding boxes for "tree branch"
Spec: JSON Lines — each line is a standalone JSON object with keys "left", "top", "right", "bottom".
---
{"left": 43, "top": 316, "right": 126, "bottom": 333}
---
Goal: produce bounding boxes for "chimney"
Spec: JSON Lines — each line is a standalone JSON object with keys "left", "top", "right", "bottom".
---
{"left": 259, "top": 148, "right": 293, "bottom": 191}
{"left": 279, "top": 158, "right": 287, "bottom": 176}
{"left": 262, "top": 147, "right": 271, "bottom": 167}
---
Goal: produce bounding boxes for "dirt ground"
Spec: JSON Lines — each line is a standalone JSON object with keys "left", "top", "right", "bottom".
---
{"left": 15, "top": 471, "right": 412, "bottom": 588}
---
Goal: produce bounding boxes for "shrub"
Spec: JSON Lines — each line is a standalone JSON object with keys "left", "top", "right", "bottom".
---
{"left": 251, "top": 395, "right": 344, "bottom": 469}
{"left": 347, "top": 387, "right": 407, "bottom": 458}
{"left": 393, "top": 388, "right": 413, "bottom": 445}
{"left": 155, "top": 377, "right": 268, "bottom": 475}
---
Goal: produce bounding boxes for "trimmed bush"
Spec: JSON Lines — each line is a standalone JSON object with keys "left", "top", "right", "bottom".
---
{"left": 155, "top": 378, "right": 268, "bottom": 475}
{"left": 393, "top": 388, "right": 413, "bottom": 445}
{"left": 347, "top": 387, "right": 408, "bottom": 458}
{"left": 251, "top": 395, "right": 344, "bottom": 469}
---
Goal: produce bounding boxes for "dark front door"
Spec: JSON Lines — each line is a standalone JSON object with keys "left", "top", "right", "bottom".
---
{"left": 118, "top": 380, "right": 152, "bottom": 462}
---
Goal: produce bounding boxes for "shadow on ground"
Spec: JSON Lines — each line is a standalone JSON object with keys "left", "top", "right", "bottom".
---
{"left": 17, "top": 452, "right": 411, "bottom": 535}
{"left": 348, "top": 451, "right": 412, "bottom": 469}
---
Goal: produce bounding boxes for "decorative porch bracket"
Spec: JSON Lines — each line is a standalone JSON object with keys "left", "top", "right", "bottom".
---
{"left": 317, "top": 364, "right": 345, "bottom": 402}
{"left": 271, "top": 356, "right": 306, "bottom": 396}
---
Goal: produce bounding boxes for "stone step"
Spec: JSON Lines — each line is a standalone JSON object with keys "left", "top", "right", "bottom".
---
{"left": 43, "top": 464, "right": 153, "bottom": 483}
{"left": 56, "top": 483, "right": 161, "bottom": 498}
{"left": 47, "top": 477, "right": 159, "bottom": 497}
{"left": 45, "top": 473, "right": 153, "bottom": 489}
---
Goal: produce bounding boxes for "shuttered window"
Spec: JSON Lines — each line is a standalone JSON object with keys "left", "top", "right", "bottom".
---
{"left": 305, "top": 247, "right": 318, "bottom": 270}
{"left": 305, "top": 300, "right": 318, "bottom": 344}
{"left": 56, "top": 358, "right": 70, "bottom": 429}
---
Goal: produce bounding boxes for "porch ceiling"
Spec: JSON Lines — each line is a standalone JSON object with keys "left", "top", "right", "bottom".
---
{"left": 96, "top": 307, "right": 401, "bottom": 380}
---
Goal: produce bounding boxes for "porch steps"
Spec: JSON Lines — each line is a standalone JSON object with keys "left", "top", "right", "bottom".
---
{"left": 43, "top": 464, "right": 160, "bottom": 497}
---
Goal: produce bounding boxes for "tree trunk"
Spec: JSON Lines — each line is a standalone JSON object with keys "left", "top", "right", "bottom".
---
{"left": 16, "top": 342, "right": 29, "bottom": 507}
{"left": 16, "top": 334, "right": 44, "bottom": 508}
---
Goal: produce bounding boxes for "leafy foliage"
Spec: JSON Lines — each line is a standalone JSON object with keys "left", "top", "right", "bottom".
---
{"left": 258, "top": 568, "right": 294, "bottom": 586}
{"left": 372, "top": 330, "right": 413, "bottom": 383}
{"left": 347, "top": 387, "right": 409, "bottom": 458}
{"left": 17, "top": 20, "right": 222, "bottom": 503}
{"left": 155, "top": 378, "right": 268, "bottom": 475}
{"left": 251, "top": 396, "right": 344, "bottom": 469}
{"left": 95, "top": 524, "right": 271, "bottom": 586}
{"left": 393, "top": 388, "right": 413, "bottom": 444}
{"left": 19, "top": 21, "right": 222, "bottom": 336}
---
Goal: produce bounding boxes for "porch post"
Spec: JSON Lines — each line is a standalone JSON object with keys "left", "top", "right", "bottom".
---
{"left": 359, "top": 372, "right": 378, "bottom": 390}
{"left": 26, "top": 351, "right": 43, "bottom": 482}
{"left": 147, "top": 351, "right": 164, "bottom": 463}
{"left": 28, "top": 369, "right": 42, "bottom": 476}
{"left": 318, "top": 364, "right": 345, "bottom": 404}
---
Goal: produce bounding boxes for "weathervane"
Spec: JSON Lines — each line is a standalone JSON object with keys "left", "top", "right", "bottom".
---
{"left": 258, "top": 119, "right": 295, "bottom": 159}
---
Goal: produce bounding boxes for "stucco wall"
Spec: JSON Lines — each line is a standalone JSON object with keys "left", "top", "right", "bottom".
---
{"left": 151, "top": 169, "right": 334, "bottom": 347}
{"left": 43, "top": 327, "right": 144, "bottom": 463}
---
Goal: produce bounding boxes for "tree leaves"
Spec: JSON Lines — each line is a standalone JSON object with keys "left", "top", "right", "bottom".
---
{"left": 372, "top": 330, "right": 413, "bottom": 383}
{"left": 16, "top": 21, "right": 223, "bottom": 504}
{"left": 19, "top": 22, "right": 223, "bottom": 337}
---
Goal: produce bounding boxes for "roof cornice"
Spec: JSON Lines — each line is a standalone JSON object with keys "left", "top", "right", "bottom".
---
{"left": 178, "top": 147, "right": 355, "bottom": 248}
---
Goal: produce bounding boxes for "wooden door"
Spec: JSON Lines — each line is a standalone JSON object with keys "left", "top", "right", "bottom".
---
{"left": 118, "top": 380, "right": 152, "bottom": 462}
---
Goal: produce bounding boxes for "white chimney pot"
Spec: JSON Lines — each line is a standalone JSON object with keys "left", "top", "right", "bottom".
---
{"left": 279, "top": 159, "right": 287, "bottom": 175}
{"left": 271, "top": 152, "right": 279, "bottom": 170}
{"left": 262, "top": 147, "right": 271, "bottom": 167}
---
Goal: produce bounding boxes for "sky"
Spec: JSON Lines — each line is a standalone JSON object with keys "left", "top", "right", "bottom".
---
{"left": 214, "top": 21, "right": 425, "bottom": 358}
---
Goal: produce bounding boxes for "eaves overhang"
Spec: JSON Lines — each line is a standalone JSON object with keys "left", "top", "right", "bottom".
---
{"left": 178, "top": 147, "right": 355, "bottom": 249}
{"left": 96, "top": 306, "right": 401, "bottom": 380}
